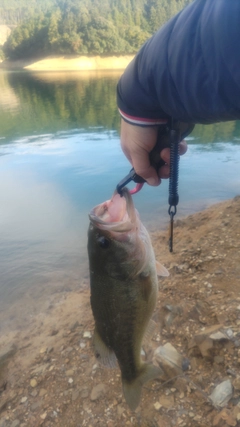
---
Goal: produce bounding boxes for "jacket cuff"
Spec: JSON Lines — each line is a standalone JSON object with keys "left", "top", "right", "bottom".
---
{"left": 118, "top": 109, "right": 168, "bottom": 126}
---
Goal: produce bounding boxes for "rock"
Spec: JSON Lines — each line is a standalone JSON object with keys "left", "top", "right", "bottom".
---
{"left": 214, "top": 356, "right": 224, "bottom": 364}
{"left": 158, "top": 395, "right": 174, "bottom": 409}
{"left": 66, "top": 370, "right": 74, "bottom": 376}
{"left": 0, "top": 344, "right": 17, "bottom": 366}
{"left": 159, "top": 304, "right": 183, "bottom": 329}
{"left": 90, "top": 383, "right": 106, "bottom": 401}
{"left": 0, "top": 344, "right": 17, "bottom": 379}
{"left": 188, "top": 325, "right": 231, "bottom": 358}
{"left": 213, "top": 408, "right": 237, "bottom": 426}
{"left": 209, "top": 379, "right": 233, "bottom": 408}
{"left": 10, "top": 421, "right": 20, "bottom": 427}
{"left": 233, "top": 376, "right": 240, "bottom": 390}
{"left": 50, "top": 329, "right": 59, "bottom": 336}
{"left": 31, "top": 401, "right": 42, "bottom": 412}
{"left": 68, "top": 378, "right": 73, "bottom": 384}
{"left": 83, "top": 331, "right": 92, "bottom": 338}
{"left": 153, "top": 402, "right": 162, "bottom": 411}
{"left": 70, "top": 321, "right": 80, "bottom": 331}
{"left": 72, "top": 390, "right": 79, "bottom": 401}
{"left": 31, "top": 363, "right": 49, "bottom": 376}
{"left": 80, "top": 342, "right": 86, "bottom": 349}
{"left": 153, "top": 343, "right": 187, "bottom": 379}
{"left": 40, "top": 413, "right": 47, "bottom": 420}
{"left": 30, "top": 379, "right": 38, "bottom": 388}
{"left": 20, "top": 396, "right": 28, "bottom": 404}
{"left": 39, "top": 388, "right": 47, "bottom": 397}
{"left": 80, "top": 388, "right": 89, "bottom": 399}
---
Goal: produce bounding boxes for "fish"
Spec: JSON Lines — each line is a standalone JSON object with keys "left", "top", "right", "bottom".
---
{"left": 87, "top": 187, "right": 169, "bottom": 410}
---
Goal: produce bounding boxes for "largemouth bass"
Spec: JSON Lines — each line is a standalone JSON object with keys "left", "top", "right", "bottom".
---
{"left": 87, "top": 188, "right": 169, "bottom": 410}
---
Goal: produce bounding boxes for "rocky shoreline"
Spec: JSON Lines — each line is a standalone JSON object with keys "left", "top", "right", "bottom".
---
{"left": 1, "top": 196, "right": 240, "bottom": 427}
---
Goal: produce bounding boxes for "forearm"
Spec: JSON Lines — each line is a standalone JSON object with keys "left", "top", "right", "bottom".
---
{"left": 117, "top": 0, "right": 240, "bottom": 125}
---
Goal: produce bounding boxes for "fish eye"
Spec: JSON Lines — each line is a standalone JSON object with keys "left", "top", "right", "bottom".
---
{"left": 97, "top": 236, "right": 110, "bottom": 249}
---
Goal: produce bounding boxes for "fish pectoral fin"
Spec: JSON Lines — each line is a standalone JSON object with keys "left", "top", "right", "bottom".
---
{"left": 122, "top": 364, "right": 163, "bottom": 411}
{"left": 156, "top": 261, "right": 169, "bottom": 277}
{"left": 143, "top": 319, "right": 157, "bottom": 345}
{"left": 93, "top": 329, "right": 117, "bottom": 368}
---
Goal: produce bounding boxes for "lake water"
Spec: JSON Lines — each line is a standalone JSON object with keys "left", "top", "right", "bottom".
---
{"left": 0, "top": 69, "right": 240, "bottom": 332}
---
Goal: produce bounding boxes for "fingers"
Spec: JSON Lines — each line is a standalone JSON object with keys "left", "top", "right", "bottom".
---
{"left": 120, "top": 120, "right": 161, "bottom": 186}
{"left": 160, "top": 140, "right": 188, "bottom": 163}
{"left": 131, "top": 151, "right": 161, "bottom": 186}
{"left": 159, "top": 140, "right": 188, "bottom": 179}
{"left": 120, "top": 119, "right": 189, "bottom": 186}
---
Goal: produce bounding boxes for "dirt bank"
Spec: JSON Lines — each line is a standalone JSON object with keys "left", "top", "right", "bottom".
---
{"left": 0, "top": 56, "right": 134, "bottom": 71}
{"left": 1, "top": 196, "right": 240, "bottom": 427}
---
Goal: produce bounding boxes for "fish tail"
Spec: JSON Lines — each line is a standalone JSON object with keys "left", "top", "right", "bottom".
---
{"left": 122, "top": 364, "right": 163, "bottom": 411}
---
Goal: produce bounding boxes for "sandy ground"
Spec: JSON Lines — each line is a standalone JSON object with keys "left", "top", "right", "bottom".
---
{"left": 0, "top": 56, "right": 134, "bottom": 71}
{"left": 1, "top": 196, "right": 240, "bottom": 427}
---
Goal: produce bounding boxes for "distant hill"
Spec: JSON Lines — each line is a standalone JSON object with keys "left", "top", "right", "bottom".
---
{"left": 1, "top": 0, "right": 193, "bottom": 59}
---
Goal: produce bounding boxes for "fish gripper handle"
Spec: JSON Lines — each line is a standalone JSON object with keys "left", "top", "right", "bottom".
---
{"left": 168, "top": 128, "right": 180, "bottom": 210}
{"left": 168, "top": 125, "right": 181, "bottom": 252}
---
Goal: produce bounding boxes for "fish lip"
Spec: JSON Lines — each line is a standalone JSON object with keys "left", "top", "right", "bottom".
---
{"left": 89, "top": 188, "right": 137, "bottom": 233}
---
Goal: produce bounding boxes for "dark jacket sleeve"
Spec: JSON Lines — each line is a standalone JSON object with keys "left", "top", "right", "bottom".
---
{"left": 117, "top": 0, "right": 240, "bottom": 125}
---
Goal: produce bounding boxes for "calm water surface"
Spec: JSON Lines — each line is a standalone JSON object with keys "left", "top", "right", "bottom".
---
{"left": 0, "top": 70, "right": 240, "bottom": 331}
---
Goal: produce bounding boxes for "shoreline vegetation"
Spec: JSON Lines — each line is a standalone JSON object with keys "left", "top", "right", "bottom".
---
{"left": 0, "top": 55, "right": 134, "bottom": 71}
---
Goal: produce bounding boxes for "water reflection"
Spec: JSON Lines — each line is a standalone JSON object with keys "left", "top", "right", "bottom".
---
{"left": 0, "top": 70, "right": 122, "bottom": 142}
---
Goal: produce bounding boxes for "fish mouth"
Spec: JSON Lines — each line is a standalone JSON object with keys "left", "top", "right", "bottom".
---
{"left": 89, "top": 187, "right": 137, "bottom": 233}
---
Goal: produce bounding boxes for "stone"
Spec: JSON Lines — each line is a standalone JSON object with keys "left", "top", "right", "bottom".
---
{"left": 90, "top": 383, "right": 106, "bottom": 401}
{"left": 0, "top": 344, "right": 17, "bottom": 366}
{"left": 20, "top": 396, "right": 28, "bottom": 404}
{"left": 40, "top": 413, "right": 47, "bottom": 420}
{"left": 80, "top": 388, "right": 89, "bottom": 399}
{"left": 30, "top": 379, "right": 38, "bottom": 388}
{"left": 158, "top": 395, "right": 174, "bottom": 409}
{"left": 50, "top": 329, "right": 59, "bottom": 336}
{"left": 233, "top": 377, "right": 240, "bottom": 390}
{"left": 213, "top": 408, "right": 237, "bottom": 426}
{"left": 83, "top": 331, "right": 92, "bottom": 338}
{"left": 153, "top": 343, "right": 187, "bottom": 379}
{"left": 153, "top": 402, "right": 162, "bottom": 411}
{"left": 10, "top": 421, "right": 20, "bottom": 427}
{"left": 72, "top": 390, "right": 79, "bottom": 401}
{"left": 188, "top": 325, "right": 231, "bottom": 359}
{"left": 70, "top": 321, "right": 80, "bottom": 331}
{"left": 209, "top": 379, "right": 233, "bottom": 408}
{"left": 31, "top": 401, "right": 42, "bottom": 412}
{"left": 31, "top": 363, "right": 49, "bottom": 376}
{"left": 66, "top": 370, "right": 74, "bottom": 376}
{"left": 39, "top": 388, "right": 47, "bottom": 397}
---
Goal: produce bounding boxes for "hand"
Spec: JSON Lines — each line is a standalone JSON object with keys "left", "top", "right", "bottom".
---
{"left": 120, "top": 119, "right": 188, "bottom": 186}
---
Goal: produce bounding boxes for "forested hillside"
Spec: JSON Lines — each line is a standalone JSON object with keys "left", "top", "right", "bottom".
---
{"left": 1, "top": 0, "right": 193, "bottom": 59}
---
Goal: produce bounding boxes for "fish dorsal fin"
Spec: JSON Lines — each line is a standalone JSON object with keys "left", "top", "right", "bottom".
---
{"left": 156, "top": 261, "right": 169, "bottom": 277}
{"left": 93, "top": 328, "right": 117, "bottom": 368}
